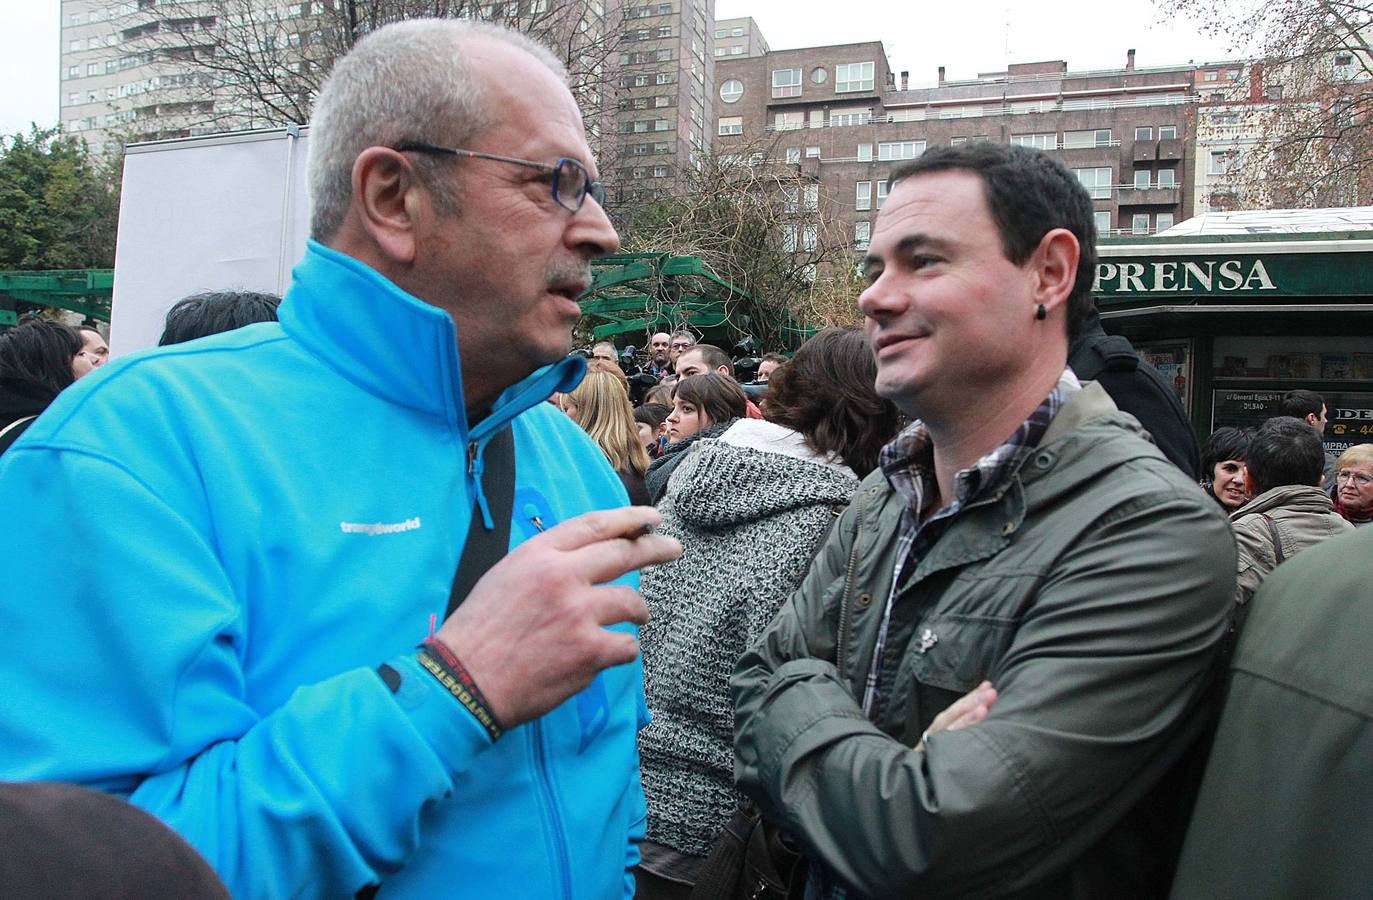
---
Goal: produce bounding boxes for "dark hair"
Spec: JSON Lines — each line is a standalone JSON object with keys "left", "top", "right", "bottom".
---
{"left": 1201, "top": 426, "right": 1251, "bottom": 475}
{"left": 634, "top": 402, "right": 671, "bottom": 430}
{"left": 1246, "top": 416, "right": 1325, "bottom": 493}
{"left": 764, "top": 326, "right": 900, "bottom": 477}
{"left": 159, "top": 290, "right": 281, "bottom": 346}
{"left": 0, "top": 314, "right": 82, "bottom": 398}
{"left": 672, "top": 373, "right": 747, "bottom": 426}
{"left": 681, "top": 342, "right": 733, "bottom": 376}
{"left": 888, "top": 143, "right": 1097, "bottom": 338}
{"left": 1278, "top": 389, "right": 1324, "bottom": 420}
{"left": 760, "top": 352, "right": 788, "bottom": 367}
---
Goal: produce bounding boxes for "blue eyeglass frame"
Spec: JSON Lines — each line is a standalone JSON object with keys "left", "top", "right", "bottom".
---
{"left": 395, "top": 141, "right": 606, "bottom": 212}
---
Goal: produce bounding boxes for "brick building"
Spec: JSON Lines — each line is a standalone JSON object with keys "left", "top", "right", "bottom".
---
{"left": 716, "top": 39, "right": 1203, "bottom": 256}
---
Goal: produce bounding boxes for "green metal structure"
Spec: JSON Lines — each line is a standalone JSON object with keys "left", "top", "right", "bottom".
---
{"left": 0, "top": 269, "right": 114, "bottom": 327}
{"left": 581, "top": 253, "right": 817, "bottom": 349}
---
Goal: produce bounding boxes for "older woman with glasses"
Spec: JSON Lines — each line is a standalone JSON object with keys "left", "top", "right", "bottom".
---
{"left": 1333, "top": 443, "right": 1373, "bottom": 527}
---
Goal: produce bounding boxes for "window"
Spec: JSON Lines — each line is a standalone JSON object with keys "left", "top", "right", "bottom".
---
{"left": 718, "top": 116, "right": 742, "bottom": 136}
{"left": 835, "top": 61, "right": 874, "bottom": 93}
{"left": 810, "top": 67, "right": 827, "bottom": 84}
{"left": 1159, "top": 125, "right": 1177, "bottom": 140}
{"left": 803, "top": 184, "right": 819, "bottom": 211}
{"left": 1011, "top": 132, "right": 1056, "bottom": 150}
{"left": 1156, "top": 213, "right": 1175, "bottom": 232}
{"left": 655, "top": 72, "right": 673, "bottom": 84}
{"left": 653, "top": 165, "right": 672, "bottom": 177}
{"left": 67, "top": 92, "right": 80, "bottom": 104}
{"left": 774, "top": 111, "right": 804, "bottom": 131}
{"left": 1203, "top": 70, "right": 1219, "bottom": 81}
{"left": 782, "top": 186, "right": 800, "bottom": 212}
{"left": 829, "top": 108, "right": 871, "bottom": 127}
{"left": 715, "top": 47, "right": 728, "bottom": 57}
{"left": 67, "top": 66, "right": 80, "bottom": 79}
{"left": 854, "top": 221, "right": 871, "bottom": 250}
{"left": 1132, "top": 214, "right": 1150, "bottom": 234}
{"left": 656, "top": 25, "right": 672, "bottom": 37}
{"left": 772, "top": 68, "right": 802, "bottom": 98}
{"left": 714, "top": 28, "right": 726, "bottom": 38}
{"left": 856, "top": 180, "right": 871, "bottom": 211}
{"left": 786, "top": 147, "right": 800, "bottom": 164}
{"left": 1266, "top": 83, "right": 1284, "bottom": 100}
{"left": 1226, "top": 68, "right": 1241, "bottom": 80}
{"left": 1133, "top": 170, "right": 1150, "bottom": 189}
{"left": 1208, "top": 149, "right": 1239, "bottom": 175}
{"left": 1157, "top": 168, "right": 1177, "bottom": 188}
{"left": 781, "top": 225, "right": 797, "bottom": 252}
{"left": 801, "top": 224, "right": 818, "bottom": 251}
{"left": 1094, "top": 211, "right": 1111, "bottom": 233}
{"left": 805, "top": 146, "right": 820, "bottom": 158}
{"left": 1073, "top": 167, "right": 1113, "bottom": 200}
{"left": 950, "top": 136, "right": 967, "bottom": 146}
{"left": 857, "top": 143, "right": 872, "bottom": 161}
{"left": 876, "top": 179, "right": 889, "bottom": 208}
{"left": 878, "top": 140, "right": 925, "bottom": 161}
{"left": 719, "top": 79, "right": 743, "bottom": 103}
{"left": 731, "top": 26, "right": 743, "bottom": 36}
{"left": 69, "top": 39, "right": 83, "bottom": 52}
{"left": 1134, "top": 126, "right": 1153, "bottom": 141}
{"left": 1062, "top": 129, "right": 1113, "bottom": 149}
{"left": 86, "top": 62, "right": 100, "bottom": 76}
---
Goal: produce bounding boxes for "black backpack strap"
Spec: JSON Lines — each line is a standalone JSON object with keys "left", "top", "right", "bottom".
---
{"left": 445, "top": 426, "right": 517, "bottom": 618}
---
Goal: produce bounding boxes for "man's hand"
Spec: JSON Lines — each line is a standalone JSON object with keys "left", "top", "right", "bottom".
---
{"left": 434, "top": 506, "right": 681, "bottom": 730}
{"left": 919, "top": 681, "right": 998, "bottom": 749}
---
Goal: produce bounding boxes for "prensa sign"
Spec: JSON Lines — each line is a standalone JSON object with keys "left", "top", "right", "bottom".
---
{"left": 1094, "top": 259, "right": 1277, "bottom": 295}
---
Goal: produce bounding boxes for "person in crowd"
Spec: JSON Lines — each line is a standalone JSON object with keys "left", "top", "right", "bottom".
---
{"left": 0, "top": 19, "right": 681, "bottom": 899}
{"left": 1068, "top": 303, "right": 1199, "bottom": 477}
{"left": 675, "top": 342, "right": 763, "bottom": 418}
{"left": 1201, "top": 426, "right": 1251, "bottom": 511}
{"left": 644, "top": 378, "right": 675, "bottom": 407}
{"left": 1170, "top": 525, "right": 1373, "bottom": 898}
{"left": 645, "top": 373, "right": 747, "bottom": 503}
{"left": 75, "top": 325, "right": 110, "bottom": 374}
{"left": 1332, "top": 442, "right": 1373, "bottom": 526}
{"left": 1279, "top": 388, "right": 1336, "bottom": 480}
{"left": 732, "top": 143, "right": 1234, "bottom": 898}
{"left": 0, "top": 315, "right": 88, "bottom": 455}
{"left": 646, "top": 332, "right": 672, "bottom": 377}
{"left": 590, "top": 340, "right": 618, "bottom": 363}
{"left": 673, "top": 343, "right": 733, "bottom": 379}
{"left": 667, "top": 329, "right": 695, "bottom": 371}
{"left": 634, "top": 402, "right": 671, "bottom": 459}
{"left": 560, "top": 362, "right": 652, "bottom": 504}
{"left": 0, "top": 781, "right": 229, "bottom": 899}
{"left": 158, "top": 290, "right": 281, "bottom": 346}
{"left": 1228, "top": 417, "right": 1352, "bottom": 616}
{"left": 635, "top": 326, "right": 901, "bottom": 897}
{"left": 755, "top": 351, "right": 787, "bottom": 383}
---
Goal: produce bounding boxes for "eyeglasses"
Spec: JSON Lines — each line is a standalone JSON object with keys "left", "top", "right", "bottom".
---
{"left": 670, "top": 341, "right": 694, "bottom": 350}
{"left": 395, "top": 142, "right": 606, "bottom": 213}
{"left": 1336, "top": 470, "right": 1373, "bottom": 487}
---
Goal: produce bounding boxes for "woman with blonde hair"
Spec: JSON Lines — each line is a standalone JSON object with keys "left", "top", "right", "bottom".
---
{"left": 559, "top": 360, "right": 652, "bottom": 504}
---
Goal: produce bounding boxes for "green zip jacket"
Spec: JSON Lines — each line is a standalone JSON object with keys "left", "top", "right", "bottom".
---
{"left": 731, "top": 383, "right": 1237, "bottom": 898}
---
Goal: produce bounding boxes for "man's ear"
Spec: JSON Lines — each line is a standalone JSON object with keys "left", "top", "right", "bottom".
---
{"left": 1030, "top": 227, "right": 1080, "bottom": 316}
{"left": 351, "top": 147, "right": 422, "bottom": 265}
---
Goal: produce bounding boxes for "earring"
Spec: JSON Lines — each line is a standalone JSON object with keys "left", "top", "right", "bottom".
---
{"left": 1035, "top": 303, "right": 1047, "bottom": 321}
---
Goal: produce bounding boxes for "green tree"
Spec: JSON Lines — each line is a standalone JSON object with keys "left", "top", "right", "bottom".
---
{"left": 0, "top": 126, "right": 120, "bottom": 270}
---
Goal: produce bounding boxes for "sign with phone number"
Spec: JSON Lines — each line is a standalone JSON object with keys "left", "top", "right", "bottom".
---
{"left": 1212, "top": 390, "right": 1373, "bottom": 453}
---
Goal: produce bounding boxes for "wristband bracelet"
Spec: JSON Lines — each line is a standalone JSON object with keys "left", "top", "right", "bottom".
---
{"left": 417, "top": 639, "right": 505, "bottom": 742}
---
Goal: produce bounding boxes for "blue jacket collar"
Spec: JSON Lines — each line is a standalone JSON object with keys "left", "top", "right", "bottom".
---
{"left": 278, "top": 240, "right": 586, "bottom": 440}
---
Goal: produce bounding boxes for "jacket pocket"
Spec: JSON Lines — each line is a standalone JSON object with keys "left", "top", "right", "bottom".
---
{"left": 888, "top": 614, "right": 1018, "bottom": 739}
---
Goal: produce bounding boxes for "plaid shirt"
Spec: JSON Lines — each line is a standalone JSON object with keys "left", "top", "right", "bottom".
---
{"left": 818, "top": 368, "right": 1082, "bottom": 900}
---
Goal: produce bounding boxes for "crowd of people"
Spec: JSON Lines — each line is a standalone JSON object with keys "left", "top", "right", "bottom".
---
{"left": 1, "top": 16, "right": 1371, "bottom": 900}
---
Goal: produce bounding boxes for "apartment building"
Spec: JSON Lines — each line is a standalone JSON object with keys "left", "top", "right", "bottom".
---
{"left": 611, "top": 0, "right": 716, "bottom": 203}
{"left": 716, "top": 41, "right": 1201, "bottom": 256}
{"left": 712, "top": 16, "right": 767, "bottom": 60}
{"left": 59, "top": 0, "right": 714, "bottom": 206}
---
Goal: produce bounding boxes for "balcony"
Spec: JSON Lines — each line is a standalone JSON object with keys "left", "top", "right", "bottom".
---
{"left": 1132, "top": 141, "right": 1157, "bottom": 163}
{"left": 1158, "top": 137, "right": 1184, "bottom": 161}
{"left": 1116, "top": 185, "right": 1181, "bottom": 206}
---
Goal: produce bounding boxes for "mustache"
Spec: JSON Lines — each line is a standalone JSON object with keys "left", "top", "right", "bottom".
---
{"left": 546, "top": 260, "right": 592, "bottom": 289}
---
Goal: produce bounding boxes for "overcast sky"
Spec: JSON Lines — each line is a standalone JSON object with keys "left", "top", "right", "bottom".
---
{"left": 0, "top": 1, "right": 1241, "bottom": 138}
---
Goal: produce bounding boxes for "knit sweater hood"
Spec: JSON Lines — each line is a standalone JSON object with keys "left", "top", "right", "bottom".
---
{"left": 668, "top": 429, "right": 858, "bottom": 529}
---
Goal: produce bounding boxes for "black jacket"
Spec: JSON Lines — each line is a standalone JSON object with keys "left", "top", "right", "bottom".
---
{"left": 1069, "top": 308, "right": 1200, "bottom": 479}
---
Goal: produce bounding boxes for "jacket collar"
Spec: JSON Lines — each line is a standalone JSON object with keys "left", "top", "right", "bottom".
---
{"left": 277, "top": 240, "right": 585, "bottom": 442}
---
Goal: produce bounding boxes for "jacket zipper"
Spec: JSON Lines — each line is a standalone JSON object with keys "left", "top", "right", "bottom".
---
{"left": 834, "top": 489, "right": 866, "bottom": 675}
{"left": 530, "top": 720, "right": 573, "bottom": 899}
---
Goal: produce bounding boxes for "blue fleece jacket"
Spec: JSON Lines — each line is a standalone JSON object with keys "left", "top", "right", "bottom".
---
{"left": 0, "top": 241, "right": 647, "bottom": 898}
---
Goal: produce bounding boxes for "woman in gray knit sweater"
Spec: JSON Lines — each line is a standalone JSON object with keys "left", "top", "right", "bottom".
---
{"left": 635, "top": 327, "right": 901, "bottom": 897}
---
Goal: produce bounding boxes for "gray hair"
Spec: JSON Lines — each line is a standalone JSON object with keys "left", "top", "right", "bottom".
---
{"left": 308, "top": 19, "right": 567, "bottom": 241}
